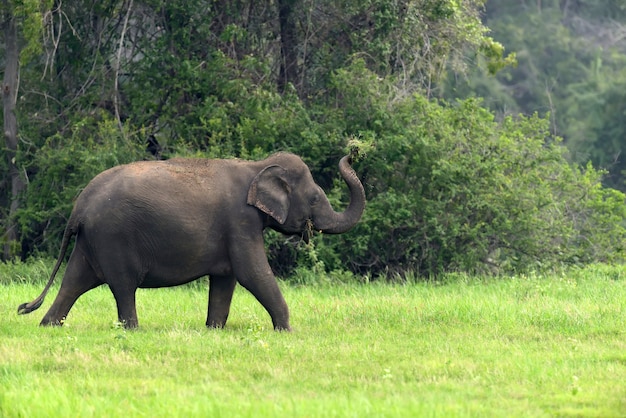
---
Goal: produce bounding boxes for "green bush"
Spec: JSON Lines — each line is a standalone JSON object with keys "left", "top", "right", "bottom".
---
{"left": 0, "top": 257, "right": 58, "bottom": 285}
{"left": 321, "top": 91, "right": 626, "bottom": 276}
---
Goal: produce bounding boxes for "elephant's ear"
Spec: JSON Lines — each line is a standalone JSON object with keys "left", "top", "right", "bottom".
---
{"left": 247, "top": 165, "right": 290, "bottom": 224}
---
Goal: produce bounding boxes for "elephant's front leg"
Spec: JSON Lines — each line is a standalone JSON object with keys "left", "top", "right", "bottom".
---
{"left": 206, "top": 275, "right": 237, "bottom": 328}
{"left": 231, "top": 240, "right": 291, "bottom": 331}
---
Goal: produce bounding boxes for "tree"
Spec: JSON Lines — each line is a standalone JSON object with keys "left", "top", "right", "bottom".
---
{"left": 1, "top": 0, "right": 50, "bottom": 259}
{"left": 443, "top": 0, "right": 626, "bottom": 189}
{"left": 278, "top": 0, "right": 299, "bottom": 91}
{"left": 2, "top": 1, "right": 22, "bottom": 258}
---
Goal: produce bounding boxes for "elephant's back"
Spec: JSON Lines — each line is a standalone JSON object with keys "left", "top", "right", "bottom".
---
{"left": 82, "top": 159, "right": 224, "bottom": 194}
{"left": 92, "top": 159, "right": 216, "bottom": 184}
{"left": 77, "top": 161, "right": 178, "bottom": 203}
{"left": 102, "top": 158, "right": 247, "bottom": 185}
{"left": 73, "top": 158, "right": 247, "bottom": 219}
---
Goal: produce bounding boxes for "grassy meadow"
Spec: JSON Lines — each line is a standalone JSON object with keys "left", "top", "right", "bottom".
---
{"left": 1, "top": 262, "right": 625, "bottom": 417}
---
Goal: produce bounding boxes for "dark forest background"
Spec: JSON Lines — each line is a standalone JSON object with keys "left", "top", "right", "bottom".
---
{"left": 2, "top": 0, "right": 626, "bottom": 277}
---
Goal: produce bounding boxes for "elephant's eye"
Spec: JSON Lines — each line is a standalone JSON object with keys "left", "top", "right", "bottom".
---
{"left": 310, "top": 194, "right": 321, "bottom": 206}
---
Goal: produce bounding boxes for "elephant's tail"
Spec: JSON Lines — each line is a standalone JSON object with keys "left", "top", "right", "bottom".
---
{"left": 17, "top": 223, "right": 76, "bottom": 315}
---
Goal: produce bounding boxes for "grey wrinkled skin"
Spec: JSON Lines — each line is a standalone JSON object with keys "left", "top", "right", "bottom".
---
{"left": 18, "top": 152, "right": 365, "bottom": 331}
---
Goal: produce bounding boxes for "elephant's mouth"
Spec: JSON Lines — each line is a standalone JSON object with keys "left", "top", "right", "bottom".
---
{"left": 301, "top": 219, "right": 315, "bottom": 243}
{"left": 281, "top": 219, "right": 314, "bottom": 244}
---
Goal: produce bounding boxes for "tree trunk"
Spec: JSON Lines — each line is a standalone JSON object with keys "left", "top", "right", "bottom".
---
{"left": 278, "top": 0, "right": 299, "bottom": 93}
{"left": 2, "top": 5, "right": 25, "bottom": 259}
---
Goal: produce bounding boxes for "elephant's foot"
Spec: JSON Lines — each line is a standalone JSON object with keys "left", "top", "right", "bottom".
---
{"left": 40, "top": 316, "right": 65, "bottom": 326}
{"left": 272, "top": 321, "right": 291, "bottom": 332}
{"left": 119, "top": 318, "right": 139, "bottom": 329}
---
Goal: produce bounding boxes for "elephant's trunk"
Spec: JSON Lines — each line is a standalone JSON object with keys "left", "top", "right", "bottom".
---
{"left": 316, "top": 155, "right": 366, "bottom": 234}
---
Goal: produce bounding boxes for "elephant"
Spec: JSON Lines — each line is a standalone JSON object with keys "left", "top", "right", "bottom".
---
{"left": 18, "top": 152, "right": 365, "bottom": 331}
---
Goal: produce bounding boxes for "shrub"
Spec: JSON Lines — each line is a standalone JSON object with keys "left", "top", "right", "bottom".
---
{"left": 316, "top": 64, "right": 626, "bottom": 276}
{"left": 0, "top": 257, "right": 58, "bottom": 285}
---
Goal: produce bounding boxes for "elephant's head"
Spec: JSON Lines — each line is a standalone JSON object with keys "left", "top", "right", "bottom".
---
{"left": 247, "top": 153, "right": 365, "bottom": 238}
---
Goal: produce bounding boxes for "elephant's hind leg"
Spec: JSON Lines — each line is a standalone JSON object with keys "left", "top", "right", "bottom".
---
{"left": 206, "top": 275, "right": 237, "bottom": 328}
{"left": 40, "top": 251, "right": 102, "bottom": 326}
{"left": 109, "top": 283, "right": 139, "bottom": 329}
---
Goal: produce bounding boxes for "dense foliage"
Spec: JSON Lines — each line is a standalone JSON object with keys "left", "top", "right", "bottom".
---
{"left": 307, "top": 64, "right": 626, "bottom": 276}
{"left": 2, "top": 0, "right": 625, "bottom": 277}
{"left": 444, "top": 0, "right": 626, "bottom": 190}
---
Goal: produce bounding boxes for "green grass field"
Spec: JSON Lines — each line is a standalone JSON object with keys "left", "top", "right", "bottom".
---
{"left": 1, "top": 263, "right": 625, "bottom": 417}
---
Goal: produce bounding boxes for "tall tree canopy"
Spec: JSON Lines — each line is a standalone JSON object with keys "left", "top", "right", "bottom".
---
{"left": 443, "top": 0, "right": 626, "bottom": 190}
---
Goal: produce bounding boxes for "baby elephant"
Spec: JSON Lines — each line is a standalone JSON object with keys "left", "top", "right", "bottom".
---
{"left": 18, "top": 152, "right": 365, "bottom": 331}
